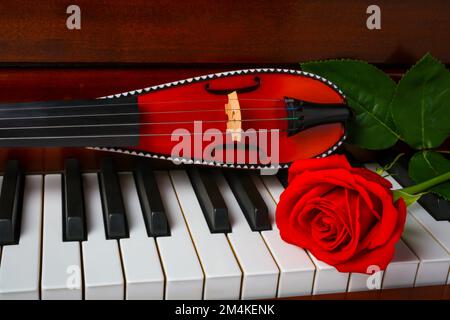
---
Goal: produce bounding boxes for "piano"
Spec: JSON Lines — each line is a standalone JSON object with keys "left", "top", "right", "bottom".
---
{"left": 0, "top": 1, "right": 449, "bottom": 300}
{"left": 0, "top": 154, "right": 449, "bottom": 300}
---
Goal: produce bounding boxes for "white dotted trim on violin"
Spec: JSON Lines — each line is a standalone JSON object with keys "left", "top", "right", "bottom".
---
{"left": 86, "top": 133, "right": 347, "bottom": 169}
{"left": 98, "top": 68, "right": 346, "bottom": 100}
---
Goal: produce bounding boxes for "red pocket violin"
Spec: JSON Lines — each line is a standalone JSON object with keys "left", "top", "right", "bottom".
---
{"left": 0, "top": 68, "right": 350, "bottom": 169}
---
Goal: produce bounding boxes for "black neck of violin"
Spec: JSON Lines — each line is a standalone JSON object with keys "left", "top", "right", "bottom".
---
{"left": 0, "top": 97, "right": 140, "bottom": 147}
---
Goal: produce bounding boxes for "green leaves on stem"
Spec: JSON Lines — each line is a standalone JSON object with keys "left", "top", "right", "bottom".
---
{"left": 391, "top": 54, "right": 450, "bottom": 150}
{"left": 301, "top": 54, "right": 450, "bottom": 201}
{"left": 301, "top": 53, "right": 450, "bottom": 151}
{"left": 393, "top": 168, "right": 450, "bottom": 206}
{"left": 301, "top": 60, "right": 399, "bottom": 150}
{"left": 408, "top": 151, "right": 450, "bottom": 200}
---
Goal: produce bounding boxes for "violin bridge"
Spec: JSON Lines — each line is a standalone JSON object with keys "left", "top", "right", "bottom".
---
{"left": 225, "top": 91, "right": 243, "bottom": 142}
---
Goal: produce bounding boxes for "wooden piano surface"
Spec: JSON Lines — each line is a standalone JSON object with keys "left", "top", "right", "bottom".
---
{"left": 286, "top": 284, "right": 450, "bottom": 300}
{"left": 1, "top": 0, "right": 449, "bottom": 64}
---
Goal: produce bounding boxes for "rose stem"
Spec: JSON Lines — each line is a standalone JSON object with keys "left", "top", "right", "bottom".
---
{"left": 400, "top": 171, "right": 450, "bottom": 195}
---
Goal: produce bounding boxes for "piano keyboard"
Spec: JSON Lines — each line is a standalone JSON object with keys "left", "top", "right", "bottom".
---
{"left": 0, "top": 159, "right": 449, "bottom": 300}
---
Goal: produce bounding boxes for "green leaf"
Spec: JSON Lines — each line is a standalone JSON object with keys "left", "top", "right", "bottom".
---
{"left": 409, "top": 151, "right": 450, "bottom": 200}
{"left": 392, "top": 189, "right": 427, "bottom": 207}
{"left": 391, "top": 53, "right": 450, "bottom": 149}
{"left": 301, "top": 59, "right": 399, "bottom": 150}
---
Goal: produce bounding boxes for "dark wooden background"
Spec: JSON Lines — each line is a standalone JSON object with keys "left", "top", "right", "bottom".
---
{"left": 0, "top": 0, "right": 449, "bottom": 65}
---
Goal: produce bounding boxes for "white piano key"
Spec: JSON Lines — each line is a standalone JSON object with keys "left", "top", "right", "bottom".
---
{"left": 261, "top": 174, "right": 284, "bottom": 202}
{"left": 382, "top": 240, "right": 419, "bottom": 289}
{"left": 261, "top": 173, "right": 349, "bottom": 295}
{"left": 0, "top": 175, "right": 42, "bottom": 299}
{"left": 348, "top": 240, "right": 419, "bottom": 292}
{"left": 118, "top": 173, "right": 164, "bottom": 300}
{"left": 82, "top": 173, "right": 124, "bottom": 300}
{"left": 348, "top": 270, "right": 384, "bottom": 292}
{"left": 215, "top": 173, "right": 279, "bottom": 300}
{"left": 366, "top": 163, "right": 450, "bottom": 253}
{"left": 308, "top": 254, "right": 350, "bottom": 295}
{"left": 405, "top": 202, "right": 450, "bottom": 253}
{"left": 154, "top": 171, "right": 204, "bottom": 300}
{"left": 367, "top": 164, "right": 450, "bottom": 287}
{"left": 170, "top": 170, "right": 241, "bottom": 300}
{"left": 402, "top": 214, "right": 450, "bottom": 286}
{"left": 41, "top": 174, "right": 82, "bottom": 300}
{"left": 255, "top": 175, "right": 315, "bottom": 297}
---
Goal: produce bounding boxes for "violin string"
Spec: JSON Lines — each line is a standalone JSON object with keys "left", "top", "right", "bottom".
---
{"left": 0, "top": 128, "right": 293, "bottom": 140}
{"left": 0, "top": 107, "right": 295, "bottom": 121}
{"left": 0, "top": 117, "right": 296, "bottom": 131}
{"left": 0, "top": 98, "right": 284, "bottom": 112}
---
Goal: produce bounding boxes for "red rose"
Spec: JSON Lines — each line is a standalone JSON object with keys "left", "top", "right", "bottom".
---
{"left": 276, "top": 155, "right": 406, "bottom": 274}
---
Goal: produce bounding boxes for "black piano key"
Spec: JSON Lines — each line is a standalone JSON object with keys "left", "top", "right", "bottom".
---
{"left": 223, "top": 170, "right": 271, "bottom": 231}
{"left": 276, "top": 169, "right": 289, "bottom": 188}
{"left": 188, "top": 168, "right": 231, "bottom": 233}
{"left": 0, "top": 160, "right": 24, "bottom": 245}
{"left": 379, "top": 156, "right": 450, "bottom": 221}
{"left": 63, "top": 159, "right": 87, "bottom": 242}
{"left": 415, "top": 193, "right": 450, "bottom": 221}
{"left": 134, "top": 163, "right": 170, "bottom": 237}
{"left": 99, "top": 158, "right": 129, "bottom": 239}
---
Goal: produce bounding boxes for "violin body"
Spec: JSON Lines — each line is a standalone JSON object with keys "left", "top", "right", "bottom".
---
{"left": 0, "top": 68, "right": 349, "bottom": 168}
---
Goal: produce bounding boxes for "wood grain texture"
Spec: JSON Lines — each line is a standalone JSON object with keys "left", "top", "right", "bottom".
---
{"left": 0, "top": 65, "right": 408, "bottom": 103}
{"left": 280, "top": 285, "right": 450, "bottom": 300}
{"left": 0, "top": 0, "right": 449, "bottom": 64}
{"left": 0, "top": 66, "right": 225, "bottom": 102}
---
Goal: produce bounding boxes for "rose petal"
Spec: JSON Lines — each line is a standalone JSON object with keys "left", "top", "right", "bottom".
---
{"left": 288, "top": 154, "right": 351, "bottom": 183}
{"left": 353, "top": 176, "right": 400, "bottom": 248}
{"left": 333, "top": 199, "right": 406, "bottom": 273}
{"left": 351, "top": 167, "right": 393, "bottom": 189}
{"left": 295, "top": 169, "right": 378, "bottom": 213}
